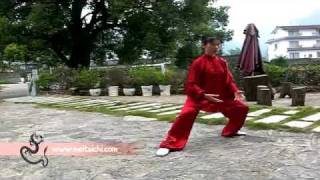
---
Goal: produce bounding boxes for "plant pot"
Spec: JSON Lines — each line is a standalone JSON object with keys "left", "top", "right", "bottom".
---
{"left": 20, "top": 77, "right": 25, "bottom": 83}
{"left": 123, "top": 88, "right": 136, "bottom": 96}
{"left": 108, "top": 86, "right": 119, "bottom": 96}
{"left": 159, "top": 85, "right": 171, "bottom": 96}
{"left": 89, "top": 88, "right": 101, "bottom": 96}
{"left": 141, "top": 85, "right": 153, "bottom": 96}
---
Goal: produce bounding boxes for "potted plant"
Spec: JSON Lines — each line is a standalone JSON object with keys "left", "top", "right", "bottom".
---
{"left": 19, "top": 70, "right": 28, "bottom": 83}
{"left": 73, "top": 69, "right": 101, "bottom": 96}
{"left": 129, "top": 67, "right": 158, "bottom": 96}
{"left": 106, "top": 68, "right": 128, "bottom": 96}
{"left": 89, "top": 82, "right": 102, "bottom": 96}
{"left": 158, "top": 69, "right": 174, "bottom": 96}
{"left": 122, "top": 75, "right": 136, "bottom": 96}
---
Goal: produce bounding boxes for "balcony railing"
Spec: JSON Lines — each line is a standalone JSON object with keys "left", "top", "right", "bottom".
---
{"left": 289, "top": 45, "right": 302, "bottom": 48}
{"left": 313, "top": 44, "right": 320, "bottom": 47}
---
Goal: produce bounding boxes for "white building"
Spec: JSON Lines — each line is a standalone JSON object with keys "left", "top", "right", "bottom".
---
{"left": 266, "top": 25, "right": 320, "bottom": 61}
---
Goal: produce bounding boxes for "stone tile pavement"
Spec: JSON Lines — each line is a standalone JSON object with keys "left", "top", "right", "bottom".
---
{"left": 1, "top": 97, "right": 320, "bottom": 179}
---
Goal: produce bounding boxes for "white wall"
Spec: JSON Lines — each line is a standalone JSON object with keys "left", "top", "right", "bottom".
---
{"left": 268, "top": 28, "right": 320, "bottom": 60}
{"left": 268, "top": 41, "right": 289, "bottom": 60}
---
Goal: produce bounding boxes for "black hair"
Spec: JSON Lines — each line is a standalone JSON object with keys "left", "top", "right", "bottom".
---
{"left": 201, "top": 36, "right": 223, "bottom": 45}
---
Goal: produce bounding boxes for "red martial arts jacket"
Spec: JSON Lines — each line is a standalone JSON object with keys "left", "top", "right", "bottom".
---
{"left": 184, "top": 54, "right": 239, "bottom": 102}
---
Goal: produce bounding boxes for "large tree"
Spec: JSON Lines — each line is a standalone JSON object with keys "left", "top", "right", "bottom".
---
{"left": 0, "top": 0, "right": 232, "bottom": 68}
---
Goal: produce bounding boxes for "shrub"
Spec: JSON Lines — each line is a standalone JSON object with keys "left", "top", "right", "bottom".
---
{"left": 287, "top": 65, "right": 320, "bottom": 86}
{"left": 105, "top": 68, "right": 131, "bottom": 87}
{"left": 165, "top": 67, "right": 187, "bottom": 94}
{"left": 52, "top": 66, "right": 78, "bottom": 89}
{"left": 128, "top": 67, "right": 162, "bottom": 86}
{"left": 264, "top": 64, "right": 288, "bottom": 87}
{"left": 36, "top": 71, "right": 57, "bottom": 90}
{"left": 73, "top": 69, "right": 101, "bottom": 89}
{"left": 270, "top": 56, "right": 288, "bottom": 67}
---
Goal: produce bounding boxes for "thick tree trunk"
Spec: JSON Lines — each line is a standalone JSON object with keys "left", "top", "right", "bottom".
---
{"left": 68, "top": 39, "right": 93, "bottom": 68}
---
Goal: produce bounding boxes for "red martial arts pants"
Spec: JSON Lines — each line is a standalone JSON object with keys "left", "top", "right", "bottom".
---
{"left": 159, "top": 97, "right": 249, "bottom": 151}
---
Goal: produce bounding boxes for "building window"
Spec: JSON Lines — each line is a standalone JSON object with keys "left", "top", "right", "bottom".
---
{"left": 274, "top": 44, "right": 278, "bottom": 50}
{"left": 288, "top": 30, "right": 300, "bottom": 37}
{"left": 289, "top": 41, "right": 300, "bottom": 48}
{"left": 289, "top": 52, "right": 300, "bottom": 59}
{"left": 316, "top": 40, "right": 320, "bottom": 47}
{"left": 317, "top": 52, "right": 320, "bottom": 58}
{"left": 309, "top": 54, "right": 313, "bottom": 58}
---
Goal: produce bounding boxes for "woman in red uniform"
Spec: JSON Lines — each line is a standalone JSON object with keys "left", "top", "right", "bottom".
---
{"left": 156, "top": 36, "right": 249, "bottom": 157}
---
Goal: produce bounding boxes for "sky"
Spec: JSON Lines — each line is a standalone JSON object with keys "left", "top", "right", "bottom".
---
{"left": 214, "top": 0, "right": 320, "bottom": 57}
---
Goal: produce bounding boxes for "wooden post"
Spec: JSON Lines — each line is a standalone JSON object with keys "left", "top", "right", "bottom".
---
{"left": 257, "top": 85, "right": 268, "bottom": 104}
{"left": 257, "top": 88, "right": 272, "bottom": 106}
{"left": 280, "top": 82, "right": 293, "bottom": 98}
{"left": 243, "top": 74, "right": 272, "bottom": 101}
{"left": 291, "top": 87, "right": 306, "bottom": 106}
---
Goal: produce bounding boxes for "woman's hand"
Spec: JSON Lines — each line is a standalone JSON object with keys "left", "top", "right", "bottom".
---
{"left": 204, "top": 93, "right": 224, "bottom": 103}
{"left": 234, "top": 91, "right": 244, "bottom": 101}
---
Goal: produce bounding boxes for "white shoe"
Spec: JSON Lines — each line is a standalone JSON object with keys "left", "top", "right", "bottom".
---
{"left": 236, "top": 131, "right": 247, "bottom": 136}
{"left": 156, "top": 148, "right": 170, "bottom": 157}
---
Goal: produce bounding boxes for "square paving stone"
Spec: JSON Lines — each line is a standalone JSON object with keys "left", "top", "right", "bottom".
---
{"left": 312, "top": 126, "right": 320, "bottom": 132}
{"left": 282, "top": 110, "right": 300, "bottom": 115}
{"left": 301, "top": 113, "right": 320, "bottom": 122}
{"left": 148, "top": 105, "right": 183, "bottom": 113}
{"left": 200, "top": 113, "right": 224, "bottom": 119}
{"left": 248, "top": 109, "right": 272, "bottom": 117}
{"left": 284, "top": 121, "right": 314, "bottom": 128}
{"left": 255, "top": 115, "right": 289, "bottom": 124}
{"left": 122, "top": 115, "right": 157, "bottom": 121}
{"left": 157, "top": 110, "right": 181, "bottom": 116}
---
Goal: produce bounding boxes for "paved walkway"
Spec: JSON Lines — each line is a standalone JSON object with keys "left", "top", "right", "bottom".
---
{"left": 1, "top": 83, "right": 320, "bottom": 107}
{"left": 4, "top": 96, "right": 320, "bottom": 132}
{"left": 86, "top": 93, "right": 320, "bottom": 108}
{"left": 0, "top": 83, "right": 28, "bottom": 99}
{"left": 1, "top": 101, "right": 320, "bottom": 179}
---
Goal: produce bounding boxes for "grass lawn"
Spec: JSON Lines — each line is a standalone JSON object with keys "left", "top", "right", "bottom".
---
{"left": 36, "top": 102, "right": 320, "bottom": 134}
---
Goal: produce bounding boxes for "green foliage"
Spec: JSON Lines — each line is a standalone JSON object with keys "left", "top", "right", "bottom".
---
{"left": 174, "top": 42, "right": 200, "bottom": 69}
{"left": 128, "top": 67, "right": 162, "bottom": 86}
{"left": 224, "top": 47, "right": 241, "bottom": 56}
{"left": 0, "top": 80, "right": 10, "bottom": 84}
{"left": 157, "top": 69, "right": 173, "bottom": 85}
{"left": 286, "top": 65, "right": 320, "bottom": 86}
{"left": 105, "top": 68, "right": 131, "bottom": 87}
{"left": 36, "top": 71, "right": 57, "bottom": 90}
{"left": 162, "top": 66, "right": 187, "bottom": 94}
{"left": 3, "top": 43, "right": 28, "bottom": 63}
{"left": 0, "top": 0, "right": 232, "bottom": 67}
{"left": 264, "top": 64, "right": 288, "bottom": 87}
{"left": 270, "top": 56, "right": 288, "bottom": 67}
{"left": 73, "top": 69, "right": 101, "bottom": 90}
